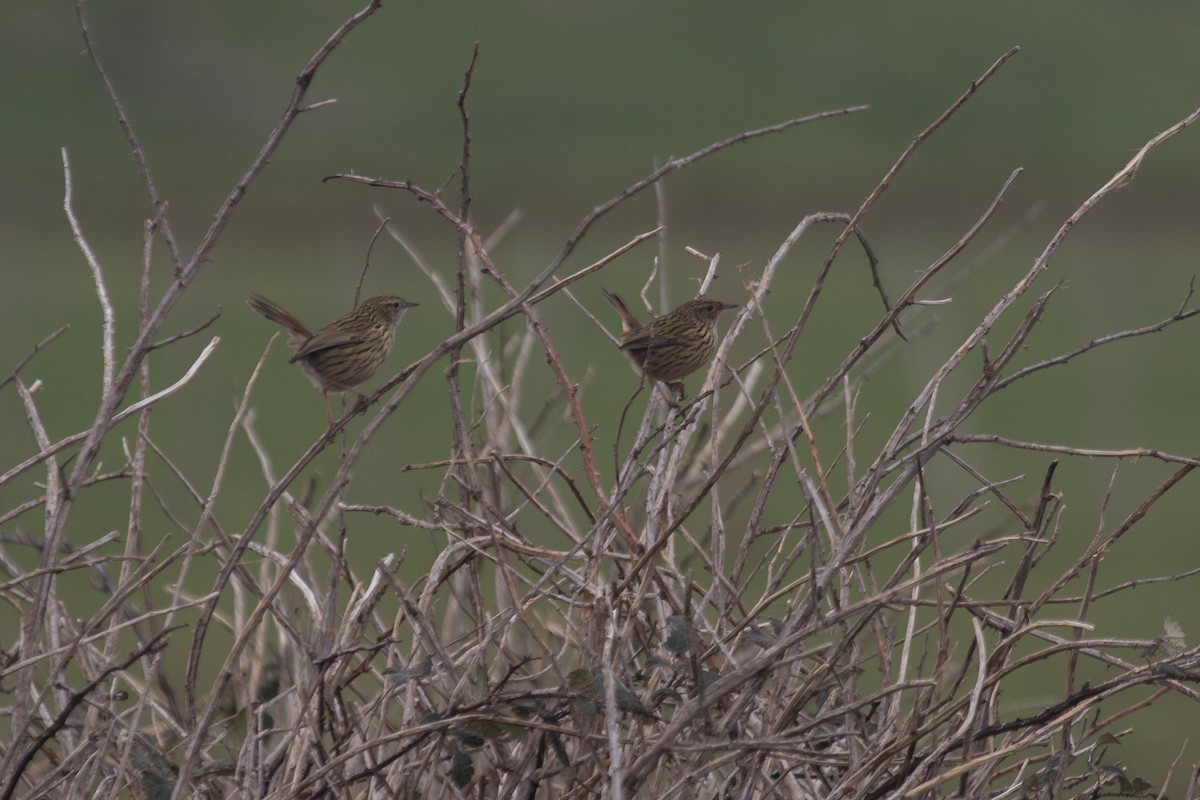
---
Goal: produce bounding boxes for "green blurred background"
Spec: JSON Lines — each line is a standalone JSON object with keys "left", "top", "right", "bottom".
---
{"left": 4, "top": 1, "right": 1200, "bottom": 787}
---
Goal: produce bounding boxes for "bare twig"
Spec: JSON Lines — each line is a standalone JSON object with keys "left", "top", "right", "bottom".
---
{"left": 10, "top": 30, "right": 1200, "bottom": 800}
{"left": 61, "top": 149, "right": 115, "bottom": 395}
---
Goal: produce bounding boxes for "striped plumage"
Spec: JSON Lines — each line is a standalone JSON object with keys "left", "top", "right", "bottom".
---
{"left": 247, "top": 293, "right": 417, "bottom": 426}
{"left": 602, "top": 289, "right": 736, "bottom": 388}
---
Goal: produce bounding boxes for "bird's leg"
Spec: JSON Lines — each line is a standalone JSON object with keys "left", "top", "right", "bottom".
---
{"left": 655, "top": 381, "right": 685, "bottom": 409}
{"left": 322, "top": 391, "right": 335, "bottom": 430}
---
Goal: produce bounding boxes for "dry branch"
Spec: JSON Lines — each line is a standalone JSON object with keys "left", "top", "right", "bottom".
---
{"left": 4, "top": 23, "right": 1200, "bottom": 800}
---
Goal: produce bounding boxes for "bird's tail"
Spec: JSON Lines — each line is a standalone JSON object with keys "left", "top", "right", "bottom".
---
{"left": 601, "top": 289, "right": 643, "bottom": 336}
{"left": 247, "top": 295, "right": 312, "bottom": 339}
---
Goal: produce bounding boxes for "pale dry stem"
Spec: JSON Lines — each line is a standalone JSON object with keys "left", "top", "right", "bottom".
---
{"left": 6, "top": 25, "right": 1200, "bottom": 800}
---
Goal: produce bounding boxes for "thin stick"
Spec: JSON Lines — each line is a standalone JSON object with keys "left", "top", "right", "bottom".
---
{"left": 61, "top": 149, "right": 115, "bottom": 395}
{"left": 0, "top": 326, "right": 69, "bottom": 393}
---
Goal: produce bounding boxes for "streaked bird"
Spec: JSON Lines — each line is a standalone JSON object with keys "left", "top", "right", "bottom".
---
{"left": 248, "top": 293, "right": 417, "bottom": 427}
{"left": 602, "top": 289, "right": 735, "bottom": 400}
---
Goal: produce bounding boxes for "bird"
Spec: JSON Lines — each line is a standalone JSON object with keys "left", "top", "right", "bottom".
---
{"left": 247, "top": 293, "right": 417, "bottom": 427}
{"left": 602, "top": 289, "right": 736, "bottom": 401}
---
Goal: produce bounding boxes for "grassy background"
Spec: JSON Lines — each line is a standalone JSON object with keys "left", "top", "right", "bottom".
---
{"left": 3, "top": 1, "right": 1200, "bottom": 790}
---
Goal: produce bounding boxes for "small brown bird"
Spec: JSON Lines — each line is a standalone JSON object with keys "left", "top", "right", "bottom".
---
{"left": 247, "top": 293, "right": 417, "bottom": 427}
{"left": 602, "top": 289, "right": 736, "bottom": 400}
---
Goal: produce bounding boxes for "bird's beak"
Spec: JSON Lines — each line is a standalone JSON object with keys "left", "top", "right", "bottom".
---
{"left": 722, "top": 303, "right": 738, "bottom": 310}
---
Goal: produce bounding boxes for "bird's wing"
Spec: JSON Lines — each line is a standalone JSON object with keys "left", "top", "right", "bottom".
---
{"left": 291, "top": 328, "right": 367, "bottom": 361}
{"left": 619, "top": 331, "right": 685, "bottom": 353}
